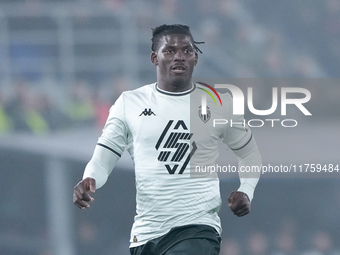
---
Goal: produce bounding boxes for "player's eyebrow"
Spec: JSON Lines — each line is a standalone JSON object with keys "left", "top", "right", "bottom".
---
{"left": 163, "top": 45, "right": 176, "bottom": 49}
{"left": 163, "top": 43, "right": 194, "bottom": 50}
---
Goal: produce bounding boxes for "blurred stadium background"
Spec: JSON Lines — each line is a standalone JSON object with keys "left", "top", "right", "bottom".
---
{"left": 0, "top": 0, "right": 339, "bottom": 254}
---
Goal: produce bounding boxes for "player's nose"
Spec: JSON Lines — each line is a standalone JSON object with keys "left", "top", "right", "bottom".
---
{"left": 174, "top": 50, "right": 185, "bottom": 61}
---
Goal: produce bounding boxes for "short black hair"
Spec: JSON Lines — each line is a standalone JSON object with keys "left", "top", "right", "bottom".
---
{"left": 151, "top": 24, "right": 204, "bottom": 54}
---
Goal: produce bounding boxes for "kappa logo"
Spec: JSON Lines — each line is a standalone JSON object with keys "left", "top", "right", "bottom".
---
{"left": 155, "top": 120, "right": 197, "bottom": 174}
{"left": 139, "top": 108, "right": 156, "bottom": 116}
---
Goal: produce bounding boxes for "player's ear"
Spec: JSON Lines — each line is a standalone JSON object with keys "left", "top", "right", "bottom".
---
{"left": 194, "top": 52, "right": 198, "bottom": 66}
{"left": 151, "top": 52, "right": 158, "bottom": 66}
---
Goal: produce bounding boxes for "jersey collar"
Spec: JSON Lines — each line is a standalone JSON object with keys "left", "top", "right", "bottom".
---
{"left": 155, "top": 83, "right": 196, "bottom": 96}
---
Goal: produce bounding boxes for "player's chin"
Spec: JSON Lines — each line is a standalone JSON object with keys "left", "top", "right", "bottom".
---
{"left": 170, "top": 76, "right": 191, "bottom": 87}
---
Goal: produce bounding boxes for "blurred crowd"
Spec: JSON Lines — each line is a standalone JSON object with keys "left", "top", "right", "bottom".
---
{"left": 75, "top": 222, "right": 340, "bottom": 255}
{"left": 220, "top": 228, "right": 340, "bottom": 255}
{"left": 189, "top": 0, "right": 339, "bottom": 78}
{"left": 76, "top": 222, "right": 340, "bottom": 255}
{"left": 0, "top": 77, "right": 130, "bottom": 135}
{"left": 2, "top": 171, "right": 340, "bottom": 255}
{"left": 0, "top": 0, "right": 339, "bottom": 135}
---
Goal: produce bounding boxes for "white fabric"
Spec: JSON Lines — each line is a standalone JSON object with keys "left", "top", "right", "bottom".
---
{"left": 83, "top": 145, "right": 119, "bottom": 189}
{"left": 82, "top": 83, "right": 261, "bottom": 247}
{"left": 233, "top": 137, "right": 261, "bottom": 201}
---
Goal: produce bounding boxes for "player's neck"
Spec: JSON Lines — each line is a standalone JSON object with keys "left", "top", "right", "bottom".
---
{"left": 157, "top": 80, "right": 193, "bottom": 93}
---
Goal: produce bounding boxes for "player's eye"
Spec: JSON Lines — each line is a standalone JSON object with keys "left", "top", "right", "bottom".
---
{"left": 184, "top": 48, "right": 193, "bottom": 53}
{"left": 164, "top": 49, "right": 174, "bottom": 54}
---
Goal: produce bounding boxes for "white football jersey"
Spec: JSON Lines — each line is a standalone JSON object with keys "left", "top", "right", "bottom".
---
{"left": 96, "top": 82, "right": 252, "bottom": 247}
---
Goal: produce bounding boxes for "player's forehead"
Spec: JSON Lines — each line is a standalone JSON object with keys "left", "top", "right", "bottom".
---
{"left": 159, "top": 33, "right": 194, "bottom": 48}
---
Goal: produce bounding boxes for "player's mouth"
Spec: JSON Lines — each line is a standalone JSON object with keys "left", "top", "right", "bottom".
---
{"left": 171, "top": 65, "right": 186, "bottom": 74}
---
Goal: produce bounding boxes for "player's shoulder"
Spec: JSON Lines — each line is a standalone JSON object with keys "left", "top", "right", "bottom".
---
{"left": 121, "top": 83, "right": 156, "bottom": 99}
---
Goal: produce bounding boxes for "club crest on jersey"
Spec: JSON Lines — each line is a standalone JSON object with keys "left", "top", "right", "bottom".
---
{"left": 155, "top": 120, "right": 197, "bottom": 174}
{"left": 198, "top": 105, "right": 211, "bottom": 123}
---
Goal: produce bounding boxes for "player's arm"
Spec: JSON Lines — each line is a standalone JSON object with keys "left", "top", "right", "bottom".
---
{"left": 221, "top": 94, "right": 261, "bottom": 216}
{"left": 228, "top": 137, "right": 261, "bottom": 217}
{"left": 73, "top": 94, "right": 128, "bottom": 209}
{"left": 73, "top": 144, "right": 120, "bottom": 209}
